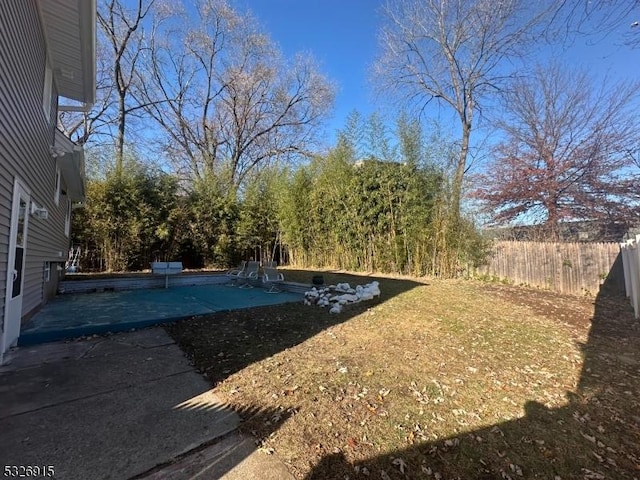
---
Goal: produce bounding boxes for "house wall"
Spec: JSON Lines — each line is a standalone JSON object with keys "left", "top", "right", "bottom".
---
{"left": 0, "top": 0, "right": 72, "bottom": 333}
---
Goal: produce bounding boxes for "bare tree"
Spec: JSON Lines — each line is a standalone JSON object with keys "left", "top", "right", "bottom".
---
{"left": 57, "top": 0, "right": 164, "bottom": 172}
{"left": 138, "top": 0, "right": 334, "bottom": 187}
{"left": 98, "top": 0, "right": 157, "bottom": 172}
{"left": 473, "top": 63, "right": 640, "bottom": 238}
{"left": 376, "top": 0, "right": 555, "bottom": 217}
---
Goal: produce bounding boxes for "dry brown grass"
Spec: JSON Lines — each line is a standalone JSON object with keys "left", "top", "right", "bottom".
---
{"left": 166, "top": 272, "right": 640, "bottom": 479}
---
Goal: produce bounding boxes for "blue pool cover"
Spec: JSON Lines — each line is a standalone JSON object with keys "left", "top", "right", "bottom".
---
{"left": 19, "top": 284, "right": 303, "bottom": 346}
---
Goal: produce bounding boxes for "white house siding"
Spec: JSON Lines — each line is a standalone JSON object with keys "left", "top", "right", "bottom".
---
{"left": 0, "top": 0, "right": 73, "bottom": 330}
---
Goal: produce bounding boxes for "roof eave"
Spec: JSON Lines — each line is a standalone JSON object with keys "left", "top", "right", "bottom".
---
{"left": 37, "top": 0, "right": 96, "bottom": 106}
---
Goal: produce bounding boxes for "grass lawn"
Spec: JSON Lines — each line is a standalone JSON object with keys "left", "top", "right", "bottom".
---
{"left": 165, "top": 270, "right": 640, "bottom": 479}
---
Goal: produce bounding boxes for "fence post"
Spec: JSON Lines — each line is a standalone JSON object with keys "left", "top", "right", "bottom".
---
{"left": 620, "top": 241, "right": 632, "bottom": 298}
{"left": 618, "top": 239, "right": 640, "bottom": 318}
{"left": 629, "top": 239, "right": 640, "bottom": 319}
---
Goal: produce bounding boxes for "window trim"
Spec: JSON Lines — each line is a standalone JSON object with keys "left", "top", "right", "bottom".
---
{"left": 44, "top": 262, "right": 51, "bottom": 282}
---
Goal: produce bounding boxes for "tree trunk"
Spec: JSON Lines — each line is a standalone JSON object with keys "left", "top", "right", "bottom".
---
{"left": 452, "top": 120, "right": 471, "bottom": 219}
{"left": 116, "top": 92, "right": 126, "bottom": 175}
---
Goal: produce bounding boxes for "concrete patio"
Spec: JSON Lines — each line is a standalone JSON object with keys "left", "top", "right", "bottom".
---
{"left": 0, "top": 328, "right": 294, "bottom": 479}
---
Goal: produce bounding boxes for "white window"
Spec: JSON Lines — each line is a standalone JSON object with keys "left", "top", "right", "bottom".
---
{"left": 42, "top": 62, "right": 53, "bottom": 119}
{"left": 44, "top": 262, "right": 51, "bottom": 282}
{"left": 54, "top": 168, "right": 61, "bottom": 205}
{"left": 64, "top": 199, "right": 71, "bottom": 237}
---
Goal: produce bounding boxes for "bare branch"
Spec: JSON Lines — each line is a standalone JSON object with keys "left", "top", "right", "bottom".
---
{"left": 375, "top": 0, "right": 557, "bottom": 215}
{"left": 136, "top": 0, "right": 334, "bottom": 188}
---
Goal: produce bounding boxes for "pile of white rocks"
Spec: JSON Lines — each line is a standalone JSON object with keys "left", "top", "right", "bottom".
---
{"left": 304, "top": 281, "right": 381, "bottom": 314}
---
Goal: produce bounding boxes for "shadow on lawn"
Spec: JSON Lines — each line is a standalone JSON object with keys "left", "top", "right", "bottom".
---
{"left": 304, "top": 274, "right": 640, "bottom": 478}
{"left": 165, "top": 272, "right": 424, "bottom": 477}
{"left": 166, "top": 272, "right": 422, "bottom": 387}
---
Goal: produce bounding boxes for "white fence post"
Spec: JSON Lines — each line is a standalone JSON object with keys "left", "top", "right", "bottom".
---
{"left": 620, "top": 240, "right": 632, "bottom": 298}
{"left": 632, "top": 237, "right": 640, "bottom": 319}
{"left": 620, "top": 238, "right": 640, "bottom": 319}
{"left": 631, "top": 243, "right": 640, "bottom": 319}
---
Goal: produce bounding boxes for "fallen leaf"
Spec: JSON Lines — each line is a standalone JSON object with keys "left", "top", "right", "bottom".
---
{"left": 392, "top": 457, "right": 407, "bottom": 474}
{"left": 580, "top": 468, "right": 605, "bottom": 479}
{"left": 355, "top": 465, "right": 370, "bottom": 476}
{"left": 509, "top": 463, "right": 523, "bottom": 476}
{"left": 444, "top": 438, "right": 459, "bottom": 447}
{"left": 581, "top": 432, "right": 596, "bottom": 443}
{"left": 282, "top": 385, "right": 299, "bottom": 396}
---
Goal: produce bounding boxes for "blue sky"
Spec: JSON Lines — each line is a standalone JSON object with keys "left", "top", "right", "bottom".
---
{"left": 238, "top": 0, "right": 383, "bottom": 143}
{"left": 237, "top": 0, "right": 639, "bottom": 148}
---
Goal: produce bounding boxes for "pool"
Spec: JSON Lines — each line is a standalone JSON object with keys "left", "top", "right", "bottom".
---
{"left": 19, "top": 284, "right": 303, "bottom": 346}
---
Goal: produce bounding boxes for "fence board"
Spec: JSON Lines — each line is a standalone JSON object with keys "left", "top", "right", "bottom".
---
{"left": 477, "top": 241, "right": 621, "bottom": 295}
{"left": 619, "top": 237, "right": 640, "bottom": 318}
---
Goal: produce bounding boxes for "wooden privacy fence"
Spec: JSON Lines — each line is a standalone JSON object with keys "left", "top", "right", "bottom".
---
{"left": 476, "top": 241, "right": 621, "bottom": 295}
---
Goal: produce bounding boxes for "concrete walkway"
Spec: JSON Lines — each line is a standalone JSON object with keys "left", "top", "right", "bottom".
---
{"left": 0, "top": 328, "right": 294, "bottom": 480}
